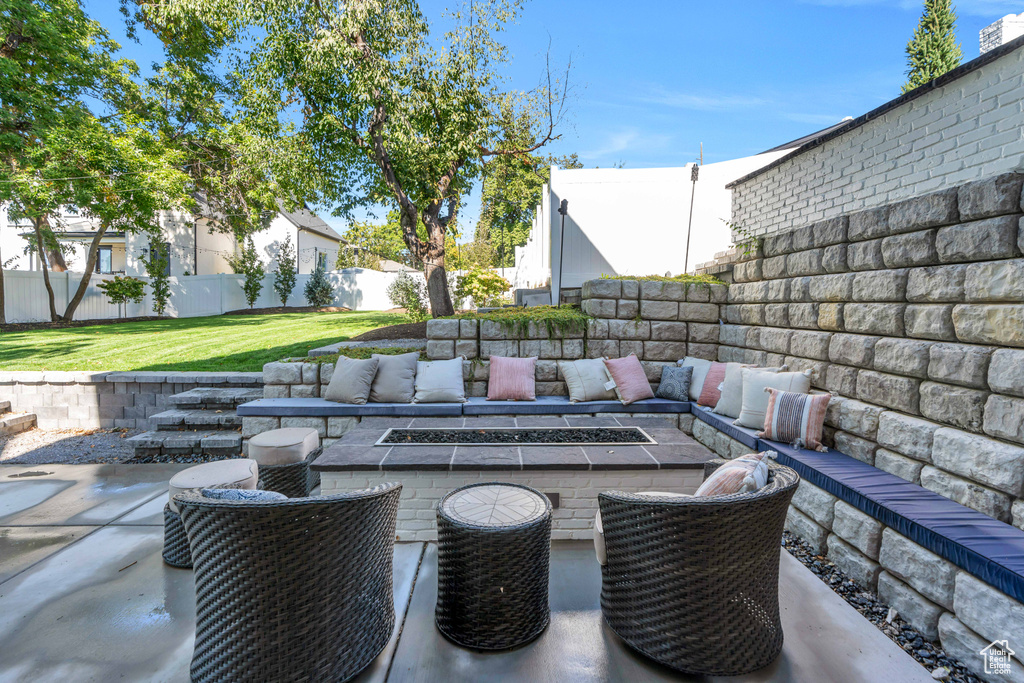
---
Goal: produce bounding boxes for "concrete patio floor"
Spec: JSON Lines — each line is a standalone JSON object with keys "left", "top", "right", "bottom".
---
{"left": 0, "top": 464, "right": 934, "bottom": 683}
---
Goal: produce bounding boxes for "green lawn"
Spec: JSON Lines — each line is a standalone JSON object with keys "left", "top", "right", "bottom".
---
{"left": 0, "top": 311, "right": 407, "bottom": 372}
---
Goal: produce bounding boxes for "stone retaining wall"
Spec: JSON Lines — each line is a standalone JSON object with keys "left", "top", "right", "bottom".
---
{"left": 0, "top": 371, "right": 263, "bottom": 430}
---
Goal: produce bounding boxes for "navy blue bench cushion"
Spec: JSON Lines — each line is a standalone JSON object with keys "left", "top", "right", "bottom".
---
{"left": 462, "top": 396, "right": 692, "bottom": 415}
{"left": 689, "top": 405, "right": 761, "bottom": 450}
{"left": 765, "top": 439, "right": 1024, "bottom": 604}
{"left": 237, "top": 398, "right": 463, "bottom": 417}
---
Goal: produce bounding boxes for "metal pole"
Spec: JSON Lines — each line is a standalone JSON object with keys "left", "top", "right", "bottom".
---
{"left": 684, "top": 164, "right": 699, "bottom": 274}
{"left": 556, "top": 199, "right": 568, "bottom": 305}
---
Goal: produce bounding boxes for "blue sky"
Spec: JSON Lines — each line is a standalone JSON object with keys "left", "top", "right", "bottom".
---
{"left": 85, "top": 0, "right": 1024, "bottom": 237}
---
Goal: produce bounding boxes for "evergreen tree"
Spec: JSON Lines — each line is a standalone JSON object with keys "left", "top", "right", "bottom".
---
{"left": 304, "top": 263, "right": 335, "bottom": 308}
{"left": 902, "top": 0, "right": 963, "bottom": 94}
{"left": 143, "top": 246, "right": 172, "bottom": 316}
{"left": 228, "top": 236, "right": 264, "bottom": 308}
{"left": 273, "top": 234, "right": 297, "bottom": 306}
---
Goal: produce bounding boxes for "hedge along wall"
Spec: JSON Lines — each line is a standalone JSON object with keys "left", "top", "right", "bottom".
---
{"left": 423, "top": 280, "right": 728, "bottom": 401}
{"left": 720, "top": 172, "right": 1024, "bottom": 534}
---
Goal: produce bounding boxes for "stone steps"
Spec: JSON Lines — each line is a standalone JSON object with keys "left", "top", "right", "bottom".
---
{"left": 151, "top": 408, "right": 243, "bottom": 431}
{"left": 0, "top": 400, "right": 10, "bottom": 414}
{"left": 0, "top": 411, "right": 36, "bottom": 436}
{"left": 166, "top": 387, "right": 263, "bottom": 410}
{"left": 127, "top": 430, "right": 242, "bottom": 458}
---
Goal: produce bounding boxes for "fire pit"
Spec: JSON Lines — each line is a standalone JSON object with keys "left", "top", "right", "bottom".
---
{"left": 377, "top": 427, "right": 656, "bottom": 446}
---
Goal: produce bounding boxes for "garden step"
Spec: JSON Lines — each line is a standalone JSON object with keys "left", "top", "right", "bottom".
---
{"left": 0, "top": 412, "right": 36, "bottom": 436}
{"left": 0, "top": 400, "right": 10, "bottom": 414}
{"left": 167, "top": 387, "right": 263, "bottom": 409}
{"left": 127, "top": 430, "right": 242, "bottom": 458}
{"left": 151, "top": 409, "right": 243, "bottom": 430}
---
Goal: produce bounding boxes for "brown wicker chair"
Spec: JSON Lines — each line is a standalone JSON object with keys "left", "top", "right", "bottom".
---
{"left": 598, "top": 461, "right": 799, "bottom": 676}
{"left": 176, "top": 482, "right": 402, "bottom": 683}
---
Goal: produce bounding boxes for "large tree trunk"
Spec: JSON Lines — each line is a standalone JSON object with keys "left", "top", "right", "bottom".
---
{"left": 424, "top": 257, "right": 454, "bottom": 317}
{"left": 61, "top": 222, "right": 108, "bottom": 321}
{"left": 32, "top": 217, "right": 59, "bottom": 322}
{"left": 40, "top": 215, "right": 68, "bottom": 272}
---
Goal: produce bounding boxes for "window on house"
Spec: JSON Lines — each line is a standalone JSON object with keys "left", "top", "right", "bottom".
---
{"left": 317, "top": 251, "right": 327, "bottom": 271}
{"left": 96, "top": 246, "right": 112, "bottom": 274}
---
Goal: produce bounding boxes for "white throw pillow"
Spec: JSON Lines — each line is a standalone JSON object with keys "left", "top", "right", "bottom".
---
{"left": 678, "top": 357, "right": 712, "bottom": 401}
{"left": 412, "top": 358, "right": 467, "bottom": 403}
{"left": 559, "top": 358, "right": 616, "bottom": 402}
{"left": 734, "top": 369, "right": 812, "bottom": 429}
{"left": 713, "top": 364, "right": 787, "bottom": 419}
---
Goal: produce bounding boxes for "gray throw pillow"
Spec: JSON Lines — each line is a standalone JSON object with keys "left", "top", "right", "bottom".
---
{"left": 323, "top": 356, "right": 379, "bottom": 404}
{"left": 369, "top": 352, "right": 419, "bottom": 403}
{"left": 413, "top": 358, "right": 467, "bottom": 403}
{"left": 656, "top": 365, "right": 693, "bottom": 402}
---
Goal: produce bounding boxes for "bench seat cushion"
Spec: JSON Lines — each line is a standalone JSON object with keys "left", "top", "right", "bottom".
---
{"left": 765, "top": 439, "right": 1024, "bottom": 604}
{"left": 462, "top": 396, "right": 691, "bottom": 415}
{"left": 237, "top": 398, "right": 463, "bottom": 417}
{"left": 690, "top": 405, "right": 761, "bottom": 450}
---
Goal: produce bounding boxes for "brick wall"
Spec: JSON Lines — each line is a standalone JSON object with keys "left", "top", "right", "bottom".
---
{"left": 730, "top": 43, "right": 1024, "bottom": 238}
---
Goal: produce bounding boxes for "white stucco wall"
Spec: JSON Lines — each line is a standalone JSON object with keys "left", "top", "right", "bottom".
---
{"left": 731, "top": 43, "right": 1024, "bottom": 237}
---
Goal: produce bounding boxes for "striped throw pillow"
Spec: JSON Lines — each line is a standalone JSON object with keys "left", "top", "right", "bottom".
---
{"left": 696, "top": 361, "right": 728, "bottom": 408}
{"left": 603, "top": 354, "right": 654, "bottom": 405}
{"left": 758, "top": 388, "right": 831, "bottom": 452}
{"left": 487, "top": 356, "right": 537, "bottom": 401}
{"left": 694, "top": 451, "right": 772, "bottom": 497}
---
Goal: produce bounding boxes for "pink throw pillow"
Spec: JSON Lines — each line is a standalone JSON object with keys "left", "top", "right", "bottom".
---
{"left": 603, "top": 354, "right": 654, "bottom": 405}
{"left": 696, "top": 362, "right": 728, "bottom": 408}
{"left": 487, "top": 356, "right": 537, "bottom": 401}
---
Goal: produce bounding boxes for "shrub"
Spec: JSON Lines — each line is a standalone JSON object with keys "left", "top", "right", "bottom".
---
{"left": 273, "top": 234, "right": 297, "bottom": 306}
{"left": 304, "top": 263, "right": 336, "bottom": 307}
{"left": 454, "top": 267, "right": 511, "bottom": 308}
{"left": 97, "top": 276, "right": 146, "bottom": 318}
{"left": 228, "top": 236, "right": 265, "bottom": 308}
{"left": 386, "top": 271, "right": 428, "bottom": 321}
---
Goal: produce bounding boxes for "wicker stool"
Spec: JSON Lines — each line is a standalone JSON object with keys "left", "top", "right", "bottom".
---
{"left": 249, "top": 427, "right": 321, "bottom": 498}
{"left": 435, "top": 482, "right": 552, "bottom": 650}
{"left": 163, "top": 458, "right": 259, "bottom": 568}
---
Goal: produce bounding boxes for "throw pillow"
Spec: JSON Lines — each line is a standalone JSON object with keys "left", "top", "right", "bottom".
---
{"left": 713, "top": 364, "right": 787, "bottom": 419}
{"left": 678, "top": 357, "right": 713, "bottom": 400}
{"left": 734, "top": 369, "right": 813, "bottom": 429}
{"left": 693, "top": 452, "right": 773, "bottom": 497}
{"left": 655, "top": 365, "right": 693, "bottom": 402}
{"left": 323, "top": 356, "right": 380, "bottom": 404}
{"left": 200, "top": 488, "right": 288, "bottom": 502}
{"left": 559, "top": 358, "right": 616, "bottom": 402}
{"left": 368, "top": 352, "right": 419, "bottom": 403}
{"left": 413, "top": 358, "right": 468, "bottom": 403}
{"left": 488, "top": 356, "right": 537, "bottom": 401}
{"left": 603, "top": 354, "right": 654, "bottom": 405}
{"left": 696, "top": 362, "right": 728, "bottom": 408}
{"left": 758, "top": 389, "right": 831, "bottom": 451}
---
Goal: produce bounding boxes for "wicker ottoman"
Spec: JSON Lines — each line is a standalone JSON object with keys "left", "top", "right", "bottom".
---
{"left": 163, "top": 458, "right": 259, "bottom": 568}
{"left": 435, "top": 482, "right": 552, "bottom": 650}
{"left": 249, "top": 428, "right": 321, "bottom": 498}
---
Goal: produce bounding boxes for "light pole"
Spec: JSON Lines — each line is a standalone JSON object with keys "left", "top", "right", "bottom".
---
{"left": 684, "top": 163, "right": 699, "bottom": 274}
{"left": 556, "top": 199, "right": 568, "bottom": 305}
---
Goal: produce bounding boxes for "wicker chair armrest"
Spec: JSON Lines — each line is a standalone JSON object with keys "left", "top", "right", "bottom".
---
{"left": 175, "top": 481, "right": 402, "bottom": 511}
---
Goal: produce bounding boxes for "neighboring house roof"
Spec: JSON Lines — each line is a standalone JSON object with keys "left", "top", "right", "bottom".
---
{"left": 727, "top": 32, "right": 1024, "bottom": 188}
{"left": 277, "top": 202, "right": 343, "bottom": 242}
{"left": 759, "top": 119, "right": 853, "bottom": 154}
{"left": 378, "top": 258, "right": 419, "bottom": 273}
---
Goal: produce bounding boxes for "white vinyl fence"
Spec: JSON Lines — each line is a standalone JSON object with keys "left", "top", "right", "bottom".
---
{"left": 1, "top": 268, "right": 401, "bottom": 323}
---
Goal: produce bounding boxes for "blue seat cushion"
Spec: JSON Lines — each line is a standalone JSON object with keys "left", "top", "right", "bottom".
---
{"left": 689, "top": 405, "right": 761, "bottom": 450}
{"left": 237, "top": 398, "right": 463, "bottom": 417}
{"left": 766, "top": 439, "right": 1024, "bottom": 604}
{"left": 462, "top": 396, "right": 691, "bottom": 415}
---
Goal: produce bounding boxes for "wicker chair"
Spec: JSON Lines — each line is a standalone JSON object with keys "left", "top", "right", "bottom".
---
{"left": 598, "top": 462, "right": 799, "bottom": 677}
{"left": 176, "top": 482, "right": 402, "bottom": 683}
{"left": 258, "top": 446, "right": 323, "bottom": 498}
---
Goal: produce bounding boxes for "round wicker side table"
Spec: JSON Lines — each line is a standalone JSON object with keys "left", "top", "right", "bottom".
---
{"left": 435, "top": 482, "right": 552, "bottom": 650}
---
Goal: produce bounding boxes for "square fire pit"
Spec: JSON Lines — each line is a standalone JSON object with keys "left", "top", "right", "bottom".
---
{"left": 376, "top": 426, "right": 656, "bottom": 446}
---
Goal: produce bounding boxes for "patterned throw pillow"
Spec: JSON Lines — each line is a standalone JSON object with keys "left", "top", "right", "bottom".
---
{"left": 758, "top": 388, "right": 831, "bottom": 452}
{"left": 693, "top": 452, "right": 773, "bottom": 497}
{"left": 200, "top": 488, "right": 288, "bottom": 502}
{"left": 487, "top": 356, "right": 537, "bottom": 401}
{"left": 655, "top": 365, "right": 693, "bottom": 402}
{"left": 696, "top": 362, "right": 728, "bottom": 408}
{"left": 603, "top": 354, "right": 654, "bottom": 405}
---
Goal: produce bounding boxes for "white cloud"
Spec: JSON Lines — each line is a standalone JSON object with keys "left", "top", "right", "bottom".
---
{"left": 637, "top": 87, "right": 769, "bottom": 112}
{"left": 579, "top": 128, "right": 673, "bottom": 161}
{"left": 782, "top": 112, "right": 852, "bottom": 126}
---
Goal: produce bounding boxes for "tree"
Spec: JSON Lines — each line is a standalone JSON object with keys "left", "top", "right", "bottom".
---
{"left": 97, "top": 275, "right": 146, "bottom": 318}
{"left": 304, "top": 263, "right": 335, "bottom": 308}
{"left": 336, "top": 212, "right": 413, "bottom": 270}
{"left": 154, "top": 0, "right": 570, "bottom": 317}
{"left": 142, "top": 244, "right": 171, "bottom": 316}
{"left": 273, "top": 234, "right": 297, "bottom": 306}
{"left": 227, "top": 236, "right": 265, "bottom": 308}
{"left": 902, "top": 0, "right": 963, "bottom": 94}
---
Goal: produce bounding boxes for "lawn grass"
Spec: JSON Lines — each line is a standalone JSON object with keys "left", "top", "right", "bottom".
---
{"left": 0, "top": 311, "right": 407, "bottom": 372}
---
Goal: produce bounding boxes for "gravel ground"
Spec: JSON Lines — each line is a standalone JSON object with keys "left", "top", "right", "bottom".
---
{"left": 382, "top": 427, "right": 649, "bottom": 445}
{"left": 782, "top": 531, "right": 981, "bottom": 682}
{"left": 0, "top": 427, "right": 142, "bottom": 465}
